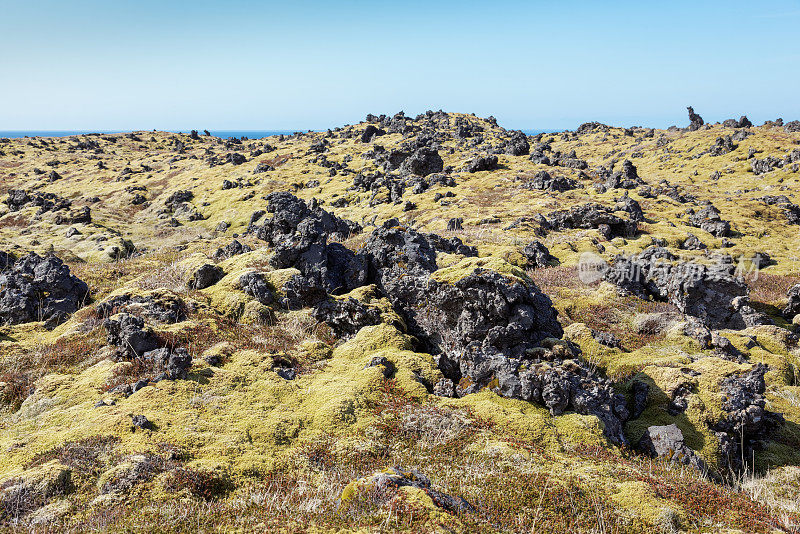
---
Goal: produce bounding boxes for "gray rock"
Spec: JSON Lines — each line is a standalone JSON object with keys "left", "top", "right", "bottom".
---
{"left": 0, "top": 253, "right": 90, "bottom": 328}
{"left": 188, "top": 264, "right": 224, "bottom": 289}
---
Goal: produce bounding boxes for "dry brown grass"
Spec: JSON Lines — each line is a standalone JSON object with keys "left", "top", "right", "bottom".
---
{"left": 0, "top": 214, "right": 28, "bottom": 229}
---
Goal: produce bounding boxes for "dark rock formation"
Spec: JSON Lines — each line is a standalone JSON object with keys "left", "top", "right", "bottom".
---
{"left": 687, "top": 106, "right": 704, "bottom": 131}
{"left": 462, "top": 155, "right": 498, "bottom": 173}
{"left": 361, "top": 124, "right": 386, "bottom": 143}
{"left": 96, "top": 292, "right": 186, "bottom": 324}
{"left": 141, "top": 347, "right": 192, "bottom": 380}
{"left": 711, "top": 364, "right": 784, "bottom": 473}
{"left": 213, "top": 239, "right": 252, "bottom": 261}
{"left": 525, "top": 171, "right": 578, "bottom": 192}
{"left": 615, "top": 194, "right": 644, "bottom": 222}
{"left": 520, "top": 241, "right": 555, "bottom": 269}
{"left": 605, "top": 248, "right": 770, "bottom": 329}
{"left": 312, "top": 297, "right": 382, "bottom": 338}
{"left": 359, "top": 221, "right": 629, "bottom": 444}
{"left": 546, "top": 203, "right": 637, "bottom": 239}
{"left": 709, "top": 135, "right": 737, "bottom": 156}
{"left": 504, "top": 131, "right": 530, "bottom": 156}
{"left": 254, "top": 193, "right": 364, "bottom": 307}
{"left": 751, "top": 156, "right": 783, "bottom": 175}
{"left": 5, "top": 189, "right": 72, "bottom": 213}
{"left": 0, "top": 253, "right": 89, "bottom": 328}
{"left": 680, "top": 233, "right": 706, "bottom": 250}
{"left": 603, "top": 160, "right": 644, "bottom": 190}
{"left": 687, "top": 204, "right": 730, "bottom": 237}
{"left": 238, "top": 272, "right": 274, "bottom": 305}
{"left": 188, "top": 264, "right": 224, "bottom": 289}
{"left": 104, "top": 313, "right": 160, "bottom": 359}
{"left": 785, "top": 120, "right": 800, "bottom": 133}
{"left": 783, "top": 283, "right": 800, "bottom": 319}
{"left": 638, "top": 424, "right": 709, "bottom": 473}
{"left": 399, "top": 147, "right": 443, "bottom": 177}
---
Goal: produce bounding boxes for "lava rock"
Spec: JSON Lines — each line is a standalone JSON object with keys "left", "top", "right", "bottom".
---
{"left": 104, "top": 313, "right": 160, "bottom": 359}
{"left": 638, "top": 424, "right": 709, "bottom": 473}
{"left": 361, "top": 124, "right": 386, "bottom": 143}
{"left": 188, "top": 264, "right": 224, "bottom": 289}
{"left": 546, "top": 203, "right": 637, "bottom": 238}
{"left": 526, "top": 170, "right": 578, "bottom": 192}
{"left": 783, "top": 283, "right": 800, "bottom": 319}
{"left": 142, "top": 347, "right": 192, "bottom": 380}
{"left": 462, "top": 155, "right": 498, "bottom": 173}
{"left": 520, "top": 241, "right": 554, "bottom": 269}
{"left": 0, "top": 253, "right": 90, "bottom": 328}
{"left": 605, "top": 248, "right": 770, "bottom": 329}
{"left": 687, "top": 204, "right": 730, "bottom": 237}
{"left": 238, "top": 271, "right": 274, "bottom": 305}
{"left": 680, "top": 233, "right": 706, "bottom": 250}
{"left": 711, "top": 364, "right": 784, "bottom": 472}
{"left": 604, "top": 160, "right": 644, "bottom": 190}
{"left": 312, "top": 297, "right": 382, "bottom": 338}
{"left": 96, "top": 291, "right": 186, "bottom": 324}
{"left": 213, "top": 239, "right": 252, "bottom": 261}
{"left": 504, "top": 131, "right": 530, "bottom": 156}
{"left": 399, "top": 147, "right": 443, "bottom": 177}
{"left": 709, "top": 135, "right": 737, "bottom": 156}
{"left": 687, "top": 106, "right": 704, "bottom": 131}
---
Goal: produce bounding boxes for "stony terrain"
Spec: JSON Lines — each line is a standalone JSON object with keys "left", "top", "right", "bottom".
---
{"left": 1, "top": 110, "right": 800, "bottom": 532}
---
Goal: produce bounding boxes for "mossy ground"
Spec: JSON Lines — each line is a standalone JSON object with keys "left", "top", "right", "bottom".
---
{"left": 1, "top": 115, "right": 800, "bottom": 531}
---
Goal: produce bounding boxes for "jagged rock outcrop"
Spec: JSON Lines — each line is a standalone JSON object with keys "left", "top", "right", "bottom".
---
{"left": 711, "top": 364, "right": 784, "bottom": 473}
{"left": 213, "top": 239, "right": 252, "bottom": 261}
{"left": 0, "top": 252, "right": 89, "bottom": 328}
{"left": 524, "top": 170, "right": 578, "bottom": 192}
{"left": 462, "top": 155, "right": 498, "bottom": 173}
{"left": 312, "top": 297, "right": 382, "bottom": 338}
{"left": 104, "top": 313, "right": 161, "bottom": 359}
{"left": 546, "top": 203, "right": 638, "bottom": 239}
{"left": 520, "top": 241, "right": 555, "bottom": 269}
{"left": 783, "top": 283, "right": 800, "bottom": 319}
{"left": 140, "top": 347, "right": 192, "bottom": 381}
{"left": 751, "top": 156, "right": 784, "bottom": 175}
{"left": 254, "top": 193, "right": 364, "bottom": 307}
{"left": 638, "top": 424, "right": 709, "bottom": 473}
{"left": 5, "top": 189, "right": 72, "bottom": 214}
{"left": 687, "top": 106, "right": 704, "bottom": 131}
{"left": 360, "top": 124, "right": 386, "bottom": 143}
{"left": 96, "top": 291, "right": 186, "bottom": 323}
{"left": 359, "top": 221, "right": 628, "bottom": 444}
{"left": 602, "top": 160, "right": 645, "bottom": 190}
{"left": 615, "top": 194, "right": 644, "bottom": 222}
{"left": 254, "top": 192, "right": 360, "bottom": 245}
{"left": 188, "top": 264, "right": 224, "bottom": 289}
{"left": 238, "top": 271, "right": 274, "bottom": 306}
{"left": 709, "top": 135, "right": 737, "bottom": 156}
{"left": 605, "top": 248, "right": 770, "bottom": 329}
{"left": 687, "top": 204, "right": 730, "bottom": 237}
{"left": 504, "top": 131, "right": 530, "bottom": 156}
{"left": 399, "top": 147, "right": 443, "bottom": 177}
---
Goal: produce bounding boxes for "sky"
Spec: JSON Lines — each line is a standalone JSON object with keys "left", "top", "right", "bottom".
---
{"left": 1, "top": 0, "right": 799, "bottom": 131}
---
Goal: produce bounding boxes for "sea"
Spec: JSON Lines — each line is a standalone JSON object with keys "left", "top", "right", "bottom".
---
{"left": 0, "top": 130, "right": 297, "bottom": 140}
{"left": 0, "top": 129, "right": 555, "bottom": 139}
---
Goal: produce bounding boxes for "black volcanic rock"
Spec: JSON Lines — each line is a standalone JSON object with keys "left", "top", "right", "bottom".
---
{"left": 687, "top": 106, "right": 704, "bottom": 131}
{"left": 0, "top": 252, "right": 90, "bottom": 328}
{"left": 399, "top": 147, "right": 444, "bottom": 177}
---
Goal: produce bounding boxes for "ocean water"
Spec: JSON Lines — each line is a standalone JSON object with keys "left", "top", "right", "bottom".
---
{"left": 0, "top": 130, "right": 298, "bottom": 139}
{"left": 0, "top": 129, "right": 557, "bottom": 139}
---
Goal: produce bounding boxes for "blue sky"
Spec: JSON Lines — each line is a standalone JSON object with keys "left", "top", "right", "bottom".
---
{"left": 1, "top": 0, "right": 799, "bottom": 130}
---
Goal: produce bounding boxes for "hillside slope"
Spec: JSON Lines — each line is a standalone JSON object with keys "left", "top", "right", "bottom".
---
{"left": 1, "top": 110, "right": 800, "bottom": 532}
